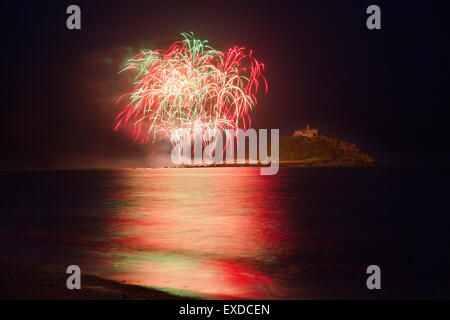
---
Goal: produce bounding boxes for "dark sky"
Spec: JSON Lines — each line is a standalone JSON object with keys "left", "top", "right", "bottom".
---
{"left": 0, "top": 0, "right": 448, "bottom": 169}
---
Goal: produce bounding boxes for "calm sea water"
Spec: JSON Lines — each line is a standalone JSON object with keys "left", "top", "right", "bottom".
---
{"left": 0, "top": 167, "right": 448, "bottom": 299}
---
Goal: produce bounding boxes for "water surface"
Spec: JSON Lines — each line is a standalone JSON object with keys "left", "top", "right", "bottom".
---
{"left": 0, "top": 167, "right": 448, "bottom": 299}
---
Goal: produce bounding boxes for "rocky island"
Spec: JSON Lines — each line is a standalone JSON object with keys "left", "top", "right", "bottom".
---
{"left": 279, "top": 125, "right": 374, "bottom": 166}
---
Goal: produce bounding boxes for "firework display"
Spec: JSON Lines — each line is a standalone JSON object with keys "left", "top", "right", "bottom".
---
{"left": 115, "top": 32, "right": 267, "bottom": 142}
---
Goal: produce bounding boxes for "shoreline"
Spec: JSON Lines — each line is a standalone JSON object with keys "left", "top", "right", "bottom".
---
{"left": 0, "top": 261, "right": 193, "bottom": 300}
{"left": 163, "top": 161, "right": 376, "bottom": 169}
{"left": 3, "top": 163, "right": 449, "bottom": 173}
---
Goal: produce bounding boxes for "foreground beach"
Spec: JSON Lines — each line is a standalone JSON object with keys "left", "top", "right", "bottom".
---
{"left": 0, "top": 261, "right": 186, "bottom": 300}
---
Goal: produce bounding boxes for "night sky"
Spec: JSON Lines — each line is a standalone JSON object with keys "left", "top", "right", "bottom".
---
{"left": 1, "top": 0, "right": 448, "bottom": 169}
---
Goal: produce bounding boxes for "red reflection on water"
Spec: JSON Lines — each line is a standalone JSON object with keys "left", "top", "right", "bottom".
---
{"left": 98, "top": 168, "right": 294, "bottom": 299}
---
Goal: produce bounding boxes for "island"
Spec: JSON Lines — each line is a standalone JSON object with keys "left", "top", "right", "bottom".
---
{"left": 279, "top": 125, "right": 374, "bottom": 166}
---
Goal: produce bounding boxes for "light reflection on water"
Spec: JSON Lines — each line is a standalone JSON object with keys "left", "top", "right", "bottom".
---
{"left": 2, "top": 167, "right": 447, "bottom": 299}
{"left": 97, "top": 168, "right": 295, "bottom": 299}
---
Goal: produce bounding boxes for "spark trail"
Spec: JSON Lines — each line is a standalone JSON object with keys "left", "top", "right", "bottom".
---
{"left": 116, "top": 32, "right": 267, "bottom": 143}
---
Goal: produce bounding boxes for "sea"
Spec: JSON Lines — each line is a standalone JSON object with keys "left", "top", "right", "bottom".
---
{"left": 0, "top": 167, "right": 448, "bottom": 299}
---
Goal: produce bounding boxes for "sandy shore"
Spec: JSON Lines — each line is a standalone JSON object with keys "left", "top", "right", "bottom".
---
{"left": 0, "top": 261, "right": 190, "bottom": 300}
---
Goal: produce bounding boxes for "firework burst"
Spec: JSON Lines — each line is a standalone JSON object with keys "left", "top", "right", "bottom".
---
{"left": 116, "top": 32, "right": 267, "bottom": 142}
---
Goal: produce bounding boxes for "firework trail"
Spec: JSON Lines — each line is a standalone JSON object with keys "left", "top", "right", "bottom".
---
{"left": 115, "top": 32, "right": 267, "bottom": 143}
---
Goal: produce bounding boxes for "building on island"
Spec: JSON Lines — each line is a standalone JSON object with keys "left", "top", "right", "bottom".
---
{"left": 293, "top": 125, "right": 318, "bottom": 138}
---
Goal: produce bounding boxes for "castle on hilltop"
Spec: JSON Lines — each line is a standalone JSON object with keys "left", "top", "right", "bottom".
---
{"left": 294, "top": 125, "right": 318, "bottom": 138}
